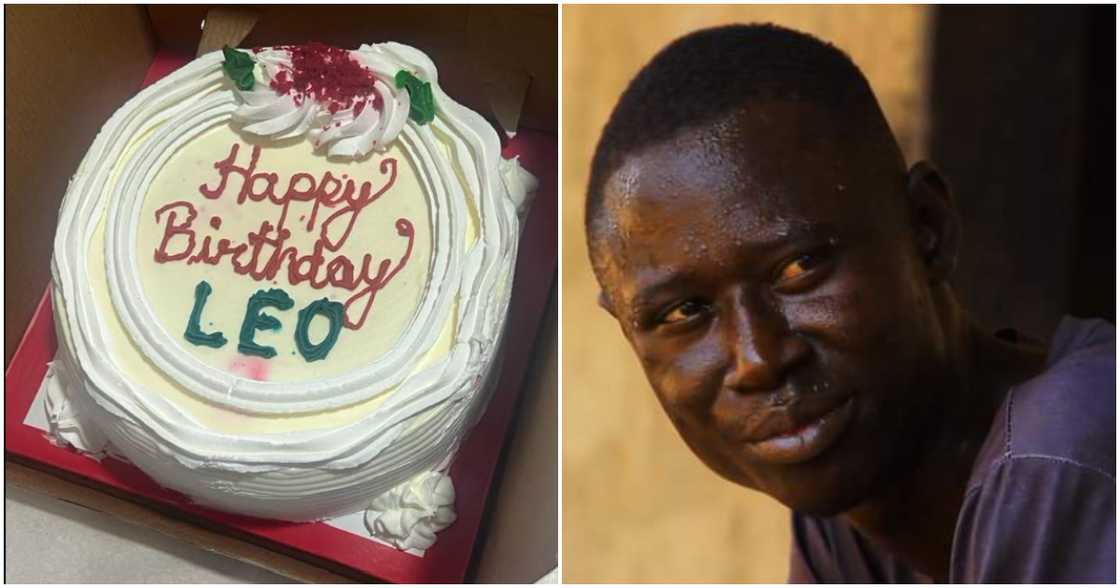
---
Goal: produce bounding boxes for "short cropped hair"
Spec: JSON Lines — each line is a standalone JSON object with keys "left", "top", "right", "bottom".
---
{"left": 586, "top": 24, "right": 898, "bottom": 274}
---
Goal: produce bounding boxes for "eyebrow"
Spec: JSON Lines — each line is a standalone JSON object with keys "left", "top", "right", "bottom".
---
{"left": 735, "top": 219, "right": 841, "bottom": 251}
{"left": 629, "top": 269, "right": 694, "bottom": 314}
{"left": 626, "top": 220, "right": 841, "bottom": 313}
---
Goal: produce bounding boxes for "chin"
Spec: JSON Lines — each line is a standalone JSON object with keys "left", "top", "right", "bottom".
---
{"left": 756, "top": 460, "right": 874, "bottom": 517}
{"left": 702, "top": 461, "right": 867, "bottom": 517}
{"left": 696, "top": 436, "right": 877, "bottom": 517}
{"left": 780, "top": 489, "right": 863, "bottom": 517}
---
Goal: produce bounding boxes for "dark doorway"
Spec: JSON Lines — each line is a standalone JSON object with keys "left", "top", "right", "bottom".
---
{"left": 929, "top": 5, "right": 1115, "bottom": 338}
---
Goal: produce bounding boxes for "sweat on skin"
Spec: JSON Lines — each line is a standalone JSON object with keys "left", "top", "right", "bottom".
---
{"left": 588, "top": 98, "right": 1051, "bottom": 581}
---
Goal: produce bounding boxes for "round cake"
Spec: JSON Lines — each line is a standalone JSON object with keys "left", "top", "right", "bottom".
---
{"left": 45, "top": 41, "right": 536, "bottom": 550}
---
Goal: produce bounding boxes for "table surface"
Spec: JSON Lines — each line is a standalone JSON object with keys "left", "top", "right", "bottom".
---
{"left": 4, "top": 483, "right": 294, "bottom": 584}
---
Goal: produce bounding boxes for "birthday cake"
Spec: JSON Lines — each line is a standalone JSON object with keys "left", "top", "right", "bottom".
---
{"left": 45, "top": 42, "right": 535, "bottom": 551}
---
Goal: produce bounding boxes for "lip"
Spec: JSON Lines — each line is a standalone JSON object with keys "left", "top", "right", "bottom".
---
{"left": 742, "top": 396, "right": 855, "bottom": 465}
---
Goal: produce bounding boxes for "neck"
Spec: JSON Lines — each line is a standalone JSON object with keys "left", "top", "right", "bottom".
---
{"left": 842, "top": 294, "right": 1047, "bottom": 581}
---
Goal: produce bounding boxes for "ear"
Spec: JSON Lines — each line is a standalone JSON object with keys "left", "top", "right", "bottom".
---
{"left": 905, "top": 161, "right": 961, "bottom": 283}
{"left": 597, "top": 290, "right": 617, "bottom": 317}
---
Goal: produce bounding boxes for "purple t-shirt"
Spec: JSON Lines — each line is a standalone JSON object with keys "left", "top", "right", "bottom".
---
{"left": 788, "top": 316, "right": 1116, "bottom": 583}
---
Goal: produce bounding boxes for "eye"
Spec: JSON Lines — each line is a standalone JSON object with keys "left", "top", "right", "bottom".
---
{"left": 776, "top": 250, "right": 829, "bottom": 285}
{"left": 659, "top": 299, "right": 708, "bottom": 325}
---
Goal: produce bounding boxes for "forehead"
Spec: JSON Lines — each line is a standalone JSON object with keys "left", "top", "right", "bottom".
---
{"left": 606, "top": 101, "right": 871, "bottom": 224}
{"left": 598, "top": 100, "right": 901, "bottom": 292}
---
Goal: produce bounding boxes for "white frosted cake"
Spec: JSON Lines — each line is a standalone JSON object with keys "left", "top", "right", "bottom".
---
{"left": 45, "top": 41, "right": 536, "bottom": 551}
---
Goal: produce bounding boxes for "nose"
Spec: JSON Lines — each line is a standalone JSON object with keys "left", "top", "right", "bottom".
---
{"left": 721, "top": 295, "right": 808, "bottom": 393}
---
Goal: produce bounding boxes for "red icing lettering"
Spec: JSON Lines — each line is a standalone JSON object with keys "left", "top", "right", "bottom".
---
{"left": 342, "top": 218, "right": 416, "bottom": 329}
{"left": 154, "top": 201, "right": 197, "bottom": 262}
{"left": 198, "top": 143, "right": 257, "bottom": 200}
{"left": 247, "top": 171, "right": 280, "bottom": 204}
{"left": 157, "top": 143, "right": 414, "bottom": 331}
{"left": 320, "top": 159, "right": 397, "bottom": 251}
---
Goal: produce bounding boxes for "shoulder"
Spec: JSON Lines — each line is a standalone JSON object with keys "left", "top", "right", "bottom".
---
{"left": 953, "top": 449, "right": 1115, "bottom": 582}
{"left": 953, "top": 317, "right": 1116, "bottom": 582}
{"left": 973, "top": 316, "right": 1115, "bottom": 487}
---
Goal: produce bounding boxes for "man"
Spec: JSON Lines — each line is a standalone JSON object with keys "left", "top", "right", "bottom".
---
{"left": 585, "top": 24, "right": 1114, "bottom": 582}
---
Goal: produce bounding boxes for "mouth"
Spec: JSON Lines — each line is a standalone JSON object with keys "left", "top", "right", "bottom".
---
{"left": 740, "top": 396, "right": 855, "bottom": 465}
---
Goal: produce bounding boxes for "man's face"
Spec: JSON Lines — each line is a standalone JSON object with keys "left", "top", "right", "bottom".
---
{"left": 596, "top": 101, "right": 951, "bottom": 515}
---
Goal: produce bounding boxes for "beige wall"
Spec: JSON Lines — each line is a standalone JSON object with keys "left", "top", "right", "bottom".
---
{"left": 562, "top": 5, "right": 932, "bottom": 583}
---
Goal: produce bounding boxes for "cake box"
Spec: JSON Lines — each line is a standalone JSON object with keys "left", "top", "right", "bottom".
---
{"left": 5, "top": 6, "right": 556, "bottom": 582}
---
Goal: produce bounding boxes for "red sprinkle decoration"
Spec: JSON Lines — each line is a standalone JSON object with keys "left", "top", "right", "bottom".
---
{"left": 269, "top": 42, "right": 383, "bottom": 115}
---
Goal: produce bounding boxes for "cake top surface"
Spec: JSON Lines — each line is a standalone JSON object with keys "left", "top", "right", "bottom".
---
{"left": 137, "top": 121, "right": 435, "bottom": 384}
{"left": 55, "top": 41, "right": 534, "bottom": 431}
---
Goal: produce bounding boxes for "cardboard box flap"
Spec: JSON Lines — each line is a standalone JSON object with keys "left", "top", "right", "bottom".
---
{"left": 197, "top": 7, "right": 260, "bottom": 56}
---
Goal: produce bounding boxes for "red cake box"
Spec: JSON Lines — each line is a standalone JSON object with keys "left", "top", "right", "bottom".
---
{"left": 5, "top": 47, "right": 557, "bottom": 583}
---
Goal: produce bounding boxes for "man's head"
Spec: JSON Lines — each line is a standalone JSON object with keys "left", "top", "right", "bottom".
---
{"left": 587, "top": 24, "right": 964, "bottom": 515}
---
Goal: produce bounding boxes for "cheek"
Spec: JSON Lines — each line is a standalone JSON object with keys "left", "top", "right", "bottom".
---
{"left": 635, "top": 330, "right": 726, "bottom": 418}
{"left": 781, "top": 252, "right": 937, "bottom": 430}
{"left": 783, "top": 251, "right": 929, "bottom": 355}
{"left": 636, "top": 333, "right": 754, "bottom": 486}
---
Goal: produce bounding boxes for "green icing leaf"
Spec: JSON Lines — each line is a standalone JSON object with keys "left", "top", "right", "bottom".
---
{"left": 222, "top": 46, "right": 255, "bottom": 91}
{"left": 395, "top": 70, "right": 436, "bottom": 125}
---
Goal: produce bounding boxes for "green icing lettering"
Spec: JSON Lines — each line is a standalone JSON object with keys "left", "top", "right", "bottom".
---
{"left": 295, "top": 298, "right": 345, "bottom": 362}
{"left": 237, "top": 288, "right": 294, "bottom": 359}
{"left": 184, "top": 281, "right": 227, "bottom": 349}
